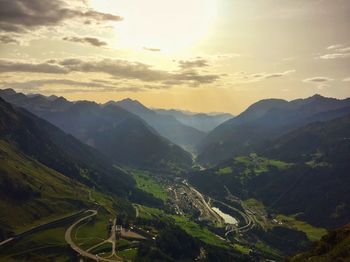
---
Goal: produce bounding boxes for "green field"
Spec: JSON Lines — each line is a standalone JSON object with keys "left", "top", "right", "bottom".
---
{"left": 275, "top": 214, "right": 327, "bottom": 241}
{"left": 118, "top": 248, "right": 138, "bottom": 260}
{"left": 233, "top": 243, "right": 251, "bottom": 254}
{"left": 136, "top": 205, "right": 164, "bottom": 220}
{"left": 235, "top": 154, "right": 291, "bottom": 175}
{"left": 171, "top": 215, "right": 228, "bottom": 248}
{"left": 0, "top": 225, "right": 71, "bottom": 262}
{"left": 255, "top": 241, "right": 282, "bottom": 258}
{"left": 218, "top": 167, "right": 233, "bottom": 174}
{"left": 132, "top": 170, "right": 168, "bottom": 201}
{"left": 0, "top": 140, "right": 93, "bottom": 233}
{"left": 73, "top": 210, "right": 111, "bottom": 249}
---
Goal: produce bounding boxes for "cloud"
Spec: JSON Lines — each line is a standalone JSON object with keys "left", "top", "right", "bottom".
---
{"left": 0, "top": 79, "right": 144, "bottom": 93}
{"left": 0, "top": 59, "right": 67, "bottom": 74}
{"left": 244, "top": 70, "right": 295, "bottom": 82}
{"left": 343, "top": 77, "right": 350, "bottom": 82}
{"left": 0, "top": 0, "right": 123, "bottom": 32}
{"left": 0, "top": 58, "right": 221, "bottom": 86}
{"left": 263, "top": 70, "right": 296, "bottom": 79}
{"left": 62, "top": 36, "right": 107, "bottom": 47}
{"left": 320, "top": 44, "right": 350, "bottom": 59}
{"left": 303, "top": 77, "right": 334, "bottom": 83}
{"left": 143, "top": 47, "right": 161, "bottom": 52}
{"left": 339, "top": 47, "right": 350, "bottom": 53}
{"left": 327, "top": 44, "right": 343, "bottom": 50}
{"left": 319, "top": 53, "right": 350, "bottom": 59}
{"left": 0, "top": 35, "right": 19, "bottom": 44}
{"left": 178, "top": 58, "right": 209, "bottom": 69}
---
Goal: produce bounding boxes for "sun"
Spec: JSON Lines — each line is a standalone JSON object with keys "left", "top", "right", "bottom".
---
{"left": 90, "top": 0, "right": 217, "bottom": 52}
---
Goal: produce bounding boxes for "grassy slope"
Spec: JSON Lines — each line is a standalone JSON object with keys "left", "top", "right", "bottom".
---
{"left": 0, "top": 224, "right": 72, "bottom": 262}
{"left": 289, "top": 224, "right": 350, "bottom": 262}
{"left": 132, "top": 170, "right": 168, "bottom": 201}
{"left": 243, "top": 198, "right": 327, "bottom": 242}
{"left": 136, "top": 204, "right": 229, "bottom": 249}
{"left": 275, "top": 214, "right": 327, "bottom": 241}
{"left": 0, "top": 140, "right": 91, "bottom": 233}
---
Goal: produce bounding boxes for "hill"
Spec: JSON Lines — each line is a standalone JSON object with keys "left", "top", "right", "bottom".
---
{"left": 0, "top": 89, "right": 193, "bottom": 172}
{"left": 0, "top": 139, "right": 92, "bottom": 239}
{"left": 198, "top": 95, "right": 350, "bottom": 165}
{"left": 0, "top": 97, "right": 136, "bottom": 239}
{"left": 288, "top": 224, "right": 350, "bottom": 261}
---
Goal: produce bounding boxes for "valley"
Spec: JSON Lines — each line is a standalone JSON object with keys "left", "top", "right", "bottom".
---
{"left": 1, "top": 0, "right": 350, "bottom": 260}
{"left": 0, "top": 91, "right": 349, "bottom": 261}
{"left": 0, "top": 165, "right": 314, "bottom": 261}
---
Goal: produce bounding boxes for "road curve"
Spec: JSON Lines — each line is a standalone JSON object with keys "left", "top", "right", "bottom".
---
{"left": 64, "top": 210, "right": 120, "bottom": 262}
{"left": 0, "top": 210, "right": 85, "bottom": 248}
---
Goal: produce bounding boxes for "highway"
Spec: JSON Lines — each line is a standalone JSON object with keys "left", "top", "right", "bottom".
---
{"left": 184, "top": 182, "right": 224, "bottom": 226}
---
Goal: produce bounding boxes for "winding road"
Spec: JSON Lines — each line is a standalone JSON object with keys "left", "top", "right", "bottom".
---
{"left": 64, "top": 210, "right": 121, "bottom": 262}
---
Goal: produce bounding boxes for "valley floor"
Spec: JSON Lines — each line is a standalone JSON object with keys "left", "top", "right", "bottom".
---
{"left": 0, "top": 169, "right": 328, "bottom": 262}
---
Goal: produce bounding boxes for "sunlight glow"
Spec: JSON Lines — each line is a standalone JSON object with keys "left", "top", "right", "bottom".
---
{"left": 90, "top": 0, "right": 217, "bottom": 52}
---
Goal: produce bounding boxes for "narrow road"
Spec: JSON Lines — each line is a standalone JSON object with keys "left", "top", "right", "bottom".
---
{"left": 107, "top": 218, "right": 118, "bottom": 258}
{"left": 64, "top": 210, "right": 120, "bottom": 262}
{"left": 0, "top": 237, "right": 14, "bottom": 247}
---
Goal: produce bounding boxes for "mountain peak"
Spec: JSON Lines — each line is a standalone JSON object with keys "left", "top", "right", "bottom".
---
{"left": 119, "top": 98, "right": 144, "bottom": 106}
{"left": 115, "top": 98, "right": 151, "bottom": 114}
{"left": 311, "top": 94, "right": 323, "bottom": 98}
{"left": 0, "top": 88, "right": 16, "bottom": 96}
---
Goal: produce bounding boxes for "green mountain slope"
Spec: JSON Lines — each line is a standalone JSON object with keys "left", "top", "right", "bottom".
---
{"left": 0, "top": 98, "right": 168, "bottom": 240}
{"left": 289, "top": 224, "right": 350, "bottom": 261}
{"left": 189, "top": 114, "right": 350, "bottom": 229}
{"left": 0, "top": 97, "right": 134, "bottom": 197}
{"left": 0, "top": 139, "right": 91, "bottom": 239}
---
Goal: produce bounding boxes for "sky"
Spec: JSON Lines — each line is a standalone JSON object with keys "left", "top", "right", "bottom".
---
{"left": 0, "top": 0, "right": 349, "bottom": 114}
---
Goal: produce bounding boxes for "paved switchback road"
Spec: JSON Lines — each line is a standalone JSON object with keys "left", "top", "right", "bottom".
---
{"left": 65, "top": 210, "right": 121, "bottom": 262}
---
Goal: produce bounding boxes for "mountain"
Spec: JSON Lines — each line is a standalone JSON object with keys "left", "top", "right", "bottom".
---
{"left": 288, "top": 224, "right": 350, "bottom": 261}
{"left": 0, "top": 97, "right": 134, "bottom": 196}
{"left": 114, "top": 99, "right": 206, "bottom": 151}
{"left": 263, "top": 113, "right": 350, "bottom": 163}
{"left": 0, "top": 98, "right": 137, "bottom": 238}
{"left": 155, "top": 108, "right": 233, "bottom": 132}
{"left": 0, "top": 138, "right": 92, "bottom": 239}
{"left": 189, "top": 114, "right": 350, "bottom": 229}
{"left": 198, "top": 95, "right": 350, "bottom": 165}
{"left": 0, "top": 89, "right": 193, "bottom": 172}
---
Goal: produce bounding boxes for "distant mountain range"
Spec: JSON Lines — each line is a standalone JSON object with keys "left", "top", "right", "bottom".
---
{"left": 197, "top": 94, "right": 350, "bottom": 165}
{"left": 0, "top": 89, "right": 193, "bottom": 172}
{"left": 154, "top": 108, "right": 233, "bottom": 132}
{"left": 113, "top": 99, "right": 207, "bottom": 151}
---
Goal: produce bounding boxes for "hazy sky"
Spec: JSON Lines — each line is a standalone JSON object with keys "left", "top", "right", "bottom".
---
{"left": 0, "top": 0, "right": 349, "bottom": 113}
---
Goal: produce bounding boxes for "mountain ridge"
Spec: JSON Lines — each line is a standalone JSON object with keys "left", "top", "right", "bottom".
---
{"left": 198, "top": 94, "right": 350, "bottom": 165}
